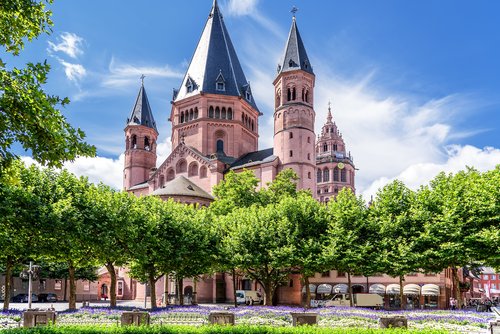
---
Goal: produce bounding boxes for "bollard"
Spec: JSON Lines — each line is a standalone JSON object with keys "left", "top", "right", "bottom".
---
{"left": 208, "top": 312, "right": 235, "bottom": 325}
{"left": 23, "top": 310, "right": 57, "bottom": 328}
{"left": 379, "top": 315, "right": 408, "bottom": 329}
{"left": 290, "top": 312, "right": 318, "bottom": 326}
{"left": 121, "top": 310, "right": 150, "bottom": 326}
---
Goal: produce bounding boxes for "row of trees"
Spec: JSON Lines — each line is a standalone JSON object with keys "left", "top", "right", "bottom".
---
{"left": 1, "top": 161, "right": 499, "bottom": 310}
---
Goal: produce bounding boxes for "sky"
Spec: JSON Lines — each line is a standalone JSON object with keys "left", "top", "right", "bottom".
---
{"left": 10, "top": 0, "right": 500, "bottom": 200}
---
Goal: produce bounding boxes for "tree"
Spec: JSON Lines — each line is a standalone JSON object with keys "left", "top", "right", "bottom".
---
{"left": 221, "top": 204, "right": 295, "bottom": 305}
{"left": 0, "top": 0, "right": 95, "bottom": 173}
{"left": 370, "top": 180, "right": 419, "bottom": 309}
{"left": 277, "top": 192, "right": 329, "bottom": 308}
{"left": 325, "top": 188, "right": 377, "bottom": 307}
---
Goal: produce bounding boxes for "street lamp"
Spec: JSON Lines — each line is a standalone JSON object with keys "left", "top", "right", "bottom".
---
{"left": 20, "top": 262, "right": 40, "bottom": 309}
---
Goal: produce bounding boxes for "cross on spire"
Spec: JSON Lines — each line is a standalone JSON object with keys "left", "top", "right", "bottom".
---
{"left": 291, "top": 6, "right": 298, "bottom": 17}
{"left": 140, "top": 74, "right": 145, "bottom": 86}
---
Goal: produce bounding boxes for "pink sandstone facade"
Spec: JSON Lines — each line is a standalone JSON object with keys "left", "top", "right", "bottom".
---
{"left": 112, "top": 1, "right": 473, "bottom": 308}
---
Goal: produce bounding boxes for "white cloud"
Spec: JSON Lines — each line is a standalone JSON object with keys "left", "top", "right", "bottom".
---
{"left": 59, "top": 59, "right": 86, "bottom": 83}
{"left": 362, "top": 145, "right": 500, "bottom": 200}
{"left": 156, "top": 136, "right": 172, "bottom": 167}
{"left": 102, "top": 57, "right": 184, "bottom": 88}
{"left": 226, "top": 0, "right": 259, "bottom": 16}
{"left": 48, "top": 32, "right": 85, "bottom": 58}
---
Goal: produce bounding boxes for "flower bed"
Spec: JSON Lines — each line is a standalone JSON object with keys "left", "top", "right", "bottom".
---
{"left": 0, "top": 305, "right": 495, "bottom": 333}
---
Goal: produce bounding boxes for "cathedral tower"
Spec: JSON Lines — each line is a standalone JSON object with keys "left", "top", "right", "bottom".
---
{"left": 273, "top": 15, "right": 316, "bottom": 193}
{"left": 169, "top": 0, "right": 260, "bottom": 159}
{"left": 123, "top": 80, "right": 158, "bottom": 190}
{"left": 315, "top": 103, "right": 355, "bottom": 202}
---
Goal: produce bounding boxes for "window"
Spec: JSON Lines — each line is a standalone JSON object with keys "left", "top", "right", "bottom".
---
{"left": 187, "top": 82, "right": 193, "bottom": 93}
{"left": 287, "top": 88, "right": 291, "bottom": 101}
{"left": 131, "top": 135, "right": 137, "bottom": 149}
{"left": 194, "top": 107, "right": 199, "bottom": 119}
{"left": 289, "top": 132, "right": 293, "bottom": 139}
{"left": 308, "top": 171, "right": 311, "bottom": 179}
{"left": 246, "top": 90, "right": 251, "bottom": 101}
{"left": 83, "top": 281, "right": 90, "bottom": 292}
{"left": 307, "top": 153, "right": 310, "bottom": 160}
{"left": 484, "top": 275, "right": 489, "bottom": 280}
{"left": 333, "top": 167, "right": 339, "bottom": 181}
{"left": 323, "top": 169, "right": 330, "bottom": 182}
{"left": 200, "top": 166, "right": 207, "bottom": 178}
{"left": 117, "top": 282, "right": 123, "bottom": 296}
{"left": 292, "top": 87, "right": 296, "bottom": 100}
{"left": 289, "top": 150, "right": 293, "bottom": 157}
{"left": 307, "top": 137, "right": 310, "bottom": 143}
{"left": 333, "top": 144, "right": 338, "bottom": 151}
{"left": 221, "top": 107, "right": 226, "bottom": 119}
{"left": 323, "top": 143, "right": 328, "bottom": 152}
{"left": 215, "top": 107, "right": 220, "bottom": 118}
{"left": 321, "top": 271, "right": 330, "bottom": 277}
{"left": 216, "top": 140, "right": 224, "bottom": 153}
{"left": 337, "top": 271, "right": 346, "bottom": 277}
{"left": 216, "top": 82, "right": 225, "bottom": 91}
{"left": 317, "top": 170, "right": 322, "bottom": 183}
{"left": 341, "top": 169, "right": 347, "bottom": 182}
{"left": 55, "top": 280, "right": 62, "bottom": 290}
{"left": 492, "top": 275, "right": 496, "bottom": 280}
{"left": 227, "top": 108, "right": 233, "bottom": 120}
{"left": 305, "top": 90, "right": 309, "bottom": 103}
{"left": 492, "top": 284, "right": 497, "bottom": 289}
{"left": 216, "top": 71, "right": 225, "bottom": 91}
{"left": 209, "top": 106, "right": 214, "bottom": 118}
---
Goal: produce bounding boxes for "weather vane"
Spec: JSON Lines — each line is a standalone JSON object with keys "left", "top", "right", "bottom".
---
{"left": 291, "top": 6, "right": 298, "bottom": 17}
{"left": 140, "top": 74, "right": 145, "bottom": 85}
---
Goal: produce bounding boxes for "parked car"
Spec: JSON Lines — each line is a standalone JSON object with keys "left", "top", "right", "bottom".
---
{"left": 38, "top": 293, "right": 58, "bottom": 302}
{"left": 11, "top": 293, "right": 38, "bottom": 303}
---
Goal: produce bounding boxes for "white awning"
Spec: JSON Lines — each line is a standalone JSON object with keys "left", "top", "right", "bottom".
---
{"left": 317, "top": 284, "right": 332, "bottom": 294}
{"left": 403, "top": 284, "right": 421, "bottom": 295}
{"left": 386, "top": 284, "right": 400, "bottom": 295}
{"left": 421, "top": 284, "right": 440, "bottom": 296}
{"left": 332, "top": 284, "right": 348, "bottom": 294}
{"left": 301, "top": 284, "right": 317, "bottom": 293}
{"left": 369, "top": 284, "right": 386, "bottom": 295}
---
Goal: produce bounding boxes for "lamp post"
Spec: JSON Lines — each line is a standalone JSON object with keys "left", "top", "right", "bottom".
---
{"left": 22, "top": 262, "right": 40, "bottom": 309}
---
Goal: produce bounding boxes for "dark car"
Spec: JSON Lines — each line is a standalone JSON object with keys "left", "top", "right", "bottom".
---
{"left": 38, "top": 293, "right": 58, "bottom": 302}
{"left": 11, "top": 293, "right": 38, "bottom": 302}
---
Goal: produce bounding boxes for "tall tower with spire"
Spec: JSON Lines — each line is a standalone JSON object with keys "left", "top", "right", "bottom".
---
{"left": 123, "top": 79, "right": 158, "bottom": 190}
{"left": 169, "top": 0, "right": 260, "bottom": 159}
{"left": 273, "top": 14, "right": 316, "bottom": 193}
{"left": 315, "top": 102, "right": 355, "bottom": 202}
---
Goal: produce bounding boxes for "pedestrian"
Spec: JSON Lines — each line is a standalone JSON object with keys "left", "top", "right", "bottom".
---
{"left": 450, "top": 297, "right": 457, "bottom": 310}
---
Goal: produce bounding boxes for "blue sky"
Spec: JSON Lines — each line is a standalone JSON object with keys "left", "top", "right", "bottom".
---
{"left": 11, "top": 0, "right": 500, "bottom": 198}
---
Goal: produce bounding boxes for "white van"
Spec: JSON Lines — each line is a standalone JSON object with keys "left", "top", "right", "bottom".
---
{"left": 236, "top": 290, "right": 263, "bottom": 305}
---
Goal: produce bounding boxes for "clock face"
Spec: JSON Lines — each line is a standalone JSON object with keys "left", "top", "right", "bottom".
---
{"left": 337, "top": 162, "right": 345, "bottom": 169}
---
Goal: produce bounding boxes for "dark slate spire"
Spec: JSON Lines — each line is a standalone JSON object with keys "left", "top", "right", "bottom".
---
{"left": 278, "top": 17, "right": 314, "bottom": 75}
{"left": 174, "top": 0, "right": 259, "bottom": 111}
{"left": 127, "top": 80, "right": 158, "bottom": 132}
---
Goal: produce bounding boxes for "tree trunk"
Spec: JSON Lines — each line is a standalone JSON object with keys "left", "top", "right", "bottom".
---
{"left": 193, "top": 278, "right": 198, "bottom": 305}
{"left": 452, "top": 267, "right": 462, "bottom": 308}
{"left": 347, "top": 272, "right": 353, "bottom": 307}
{"left": 178, "top": 278, "right": 184, "bottom": 305}
{"left": 105, "top": 262, "right": 117, "bottom": 308}
{"left": 148, "top": 275, "right": 157, "bottom": 309}
{"left": 2, "top": 257, "right": 13, "bottom": 311}
{"left": 399, "top": 275, "right": 405, "bottom": 310}
{"left": 63, "top": 278, "right": 68, "bottom": 301}
{"left": 68, "top": 263, "right": 76, "bottom": 310}
{"left": 232, "top": 269, "right": 237, "bottom": 308}
{"left": 263, "top": 280, "right": 274, "bottom": 306}
{"left": 304, "top": 276, "right": 311, "bottom": 308}
{"left": 366, "top": 276, "right": 369, "bottom": 293}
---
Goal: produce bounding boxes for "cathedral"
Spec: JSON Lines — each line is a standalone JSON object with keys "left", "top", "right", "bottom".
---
{"left": 123, "top": 0, "right": 355, "bottom": 205}
{"left": 119, "top": 1, "right": 355, "bottom": 304}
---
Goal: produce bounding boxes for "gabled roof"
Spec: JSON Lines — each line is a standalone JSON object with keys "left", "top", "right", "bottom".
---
{"left": 174, "top": 0, "right": 259, "bottom": 111}
{"left": 229, "top": 148, "right": 276, "bottom": 169}
{"left": 277, "top": 17, "right": 314, "bottom": 75}
{"left": 151, "top": 175, "right": 214, "bottom": 200}
{"left": 127, "top": 83, "right": 158, "bottom": 132}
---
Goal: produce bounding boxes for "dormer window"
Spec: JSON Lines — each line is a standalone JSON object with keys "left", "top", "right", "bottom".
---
{"left": 185, "top": 76, "right": 196, "bottom": 93}
{"left": 246, "top": 91, "right": 251, "bottom": 101}
{"left": 216, "top": 71, "right": 226, "bottom": 91}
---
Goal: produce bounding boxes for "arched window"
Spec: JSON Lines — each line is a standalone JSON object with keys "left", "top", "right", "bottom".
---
{"left": 188, "top": 162, "right": 199, "bottom": 177}
{"left": 289, "top": 132, "right": 293, "bottom": 139}
{"left": 144, "top": 137, "right": 150, "bottom": 151}
{"left": 216, "top": 139, "right": 224, "bottom": 153}
{"left": 276, "top": 93, "right": 281, "bottom": 107}
{"left": 167, "top": 168, "right": 175, "bottom": 181}
{"left": 307, "top": 137, "right": 311, "bottom": 144}
{"left": 323, "top": 169, "right": 330, "bottom": 182}
{"left": 215, "top": 107, "right": 220, "bottom": 119}
{"left": 308, "top": 171, "right": 311, "bottom": 179}
{"left": 176, "top": 159, "right": 187, "bottom": 173}
{"left": 333, "top": 144, "right": 338, "bottom": 151}
{"left": 200, "top": 166, "right": 207, "bottom": 178}
{"left": 126, "top": 136, "right": 130, "bottom": 150}
{"left": 307, "top": 153, "right": 310, "bottom": 160}
{"left": 131, "top": 135, "right": 137, "bottom": 149}
{"left": 301, "top": 88, "right": 305, "bottom": 101}
{"left": 242, "top": 113, "right": 245, "bottom": 122}
{"left": 221, "top": 107, "right": 226, "bottom": 119}
{"left": 341, "top": 169, "right": 347, "bottom": 182}
{"left": 287, "top": 88, "right": 291, "bottom": 101}
{"left": 227, "top": 108, "right": 233, "bottom": 120}
{"left": 251, "top": 120, "right": 254, "bottom": 131}
{"left": 209, "top": 106, "right": 214, "bottom": 118}
{"left": 305, "top": 90, "right": 309, "bottom": 103}
{"left": 194, "top": 107, "right": 199, "bottom": 119}
{"left": 333, "top": 167, "right": 339, "bottom": 181}
{"left": 189, "top": 108, "right": 193, "bottom": 120}
{"left": 323, "top": 143, "right": 328, "bottom": 152}
{"left": 180, "top": 112, "right": 185, "bottom": 123}
{"left": 289, "top": 150, "right": 293, "bottom": 157}
{"left": 317, "top": 169, "right": 322, "bottom": 183}
{"left": 292, "top": 87, "right": 296, "bottom": 100}
{"left": 159, "top": 175, "right": 165, "bottom": 188}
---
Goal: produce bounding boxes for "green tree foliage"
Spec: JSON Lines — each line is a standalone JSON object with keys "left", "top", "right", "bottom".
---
{"left": 277, "top": 193, "right": 328, "bottom": 308}
{"left": 0, "top": 0, "right": 95, "bottom": 173}
{"left": 370, "top": 180, "right": 419, "bottom": 309}
{"left": 325, "top": 188, "right": 377, "bottom": 306}
{"left": 210, "top": 170, "right": 260, "bottom": 216}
